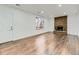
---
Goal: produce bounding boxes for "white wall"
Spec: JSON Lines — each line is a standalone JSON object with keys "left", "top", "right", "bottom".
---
{"left": 12, "top": 6, "right": 54, "bottom": 40}
{"left": 77, "top": 13, "right": 79, "bottom": 37}
{"left": 0, "top": 5, "right": 14, "bottom": 43}
{"left": 68, "top": 14, "right": 79, "bottom": 36}
{"left": 0, "top": 5, "right": 54, "bottom": 43}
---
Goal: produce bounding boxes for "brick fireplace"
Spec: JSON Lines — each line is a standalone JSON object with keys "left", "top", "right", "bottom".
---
{"left": 54, "top": 16, "right": 67, "bottom": 32}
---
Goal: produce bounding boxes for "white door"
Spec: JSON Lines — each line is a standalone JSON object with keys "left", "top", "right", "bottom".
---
{"left": 0, "top": 10, "right": 13, "bottom": 43}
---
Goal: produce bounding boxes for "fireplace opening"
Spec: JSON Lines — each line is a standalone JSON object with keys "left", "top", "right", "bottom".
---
{"left": 55, "top": 26, "right": 63, "bottom": 31}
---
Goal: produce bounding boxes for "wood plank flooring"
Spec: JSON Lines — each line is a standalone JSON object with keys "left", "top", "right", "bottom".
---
{"left": 0, "top": 32, "right": 79, "bottom": 55}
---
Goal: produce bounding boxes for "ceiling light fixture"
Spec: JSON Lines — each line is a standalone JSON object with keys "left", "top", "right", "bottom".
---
{"left": 40, "top": 11, "right": 44, "bottom": 14}
{"left": 64, "top": 12, "right": 66, "bottom": 15}
{"left": 58, "top": 4, "right": 62, "bottom": 7}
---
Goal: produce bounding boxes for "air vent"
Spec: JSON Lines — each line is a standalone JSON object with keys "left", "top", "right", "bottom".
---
{"left": 16, "top": 4, "right": 20, "bottom": 7}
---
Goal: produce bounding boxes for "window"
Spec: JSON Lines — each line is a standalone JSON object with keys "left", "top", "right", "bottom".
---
{"left": 35, "top": 16, "right": 44, "bottom": 30}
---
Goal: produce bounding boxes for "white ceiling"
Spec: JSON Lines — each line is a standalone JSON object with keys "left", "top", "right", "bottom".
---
{"left": 6, "top": 4, "right": 79, "bottom": 18}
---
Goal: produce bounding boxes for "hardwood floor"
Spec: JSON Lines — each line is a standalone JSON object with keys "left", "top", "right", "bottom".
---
{"left": 0, "top": 32, "right": 79, "bottom": 55}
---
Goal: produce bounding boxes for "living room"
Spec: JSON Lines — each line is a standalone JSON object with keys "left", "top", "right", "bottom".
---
{"left": 0, "top": 4, "right": 79, "bottom": 55}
